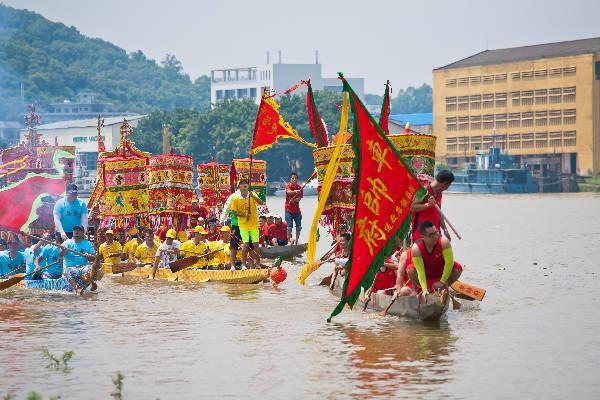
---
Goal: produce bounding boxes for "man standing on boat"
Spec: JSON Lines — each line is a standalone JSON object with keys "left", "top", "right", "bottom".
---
{"left": 221, "top": 188, "right": 242, "bottom": 270}
{"left": 285, "top": 172, "right": 303, "bottom": 245}
{"left": 53, "top": 183, "right": 88, "bottom": 242}
{"left": 410, "top": 170, "right": 454, "bottom": 241}
{"left": 406, "top": 221, "right": 462, "bottom": 295}
{"left": 230, "top": 179, "right": 264, "bottom": 270}
{"left": 61, "top": 225, "right": 95, "bottom": 295}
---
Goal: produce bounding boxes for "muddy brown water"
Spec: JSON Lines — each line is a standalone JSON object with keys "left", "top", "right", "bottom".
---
{"left": 1, "top": 193, "right": 599, "bottom": 399}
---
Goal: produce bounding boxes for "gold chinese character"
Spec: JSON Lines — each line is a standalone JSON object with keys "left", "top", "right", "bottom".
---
{"left": 389, "top": 214, "right": 398, "bottom": 224}
{"left": 384, "top": 222, "right": 393, "bottom": 233}
{"left": 362, "top": 177, "right": 393, "bottom": 216}
{"left": 356, "top": 217, "right": 387, "bottom": 256}
{"left": 366, "top": 140, "right": 392, "bottom": 173}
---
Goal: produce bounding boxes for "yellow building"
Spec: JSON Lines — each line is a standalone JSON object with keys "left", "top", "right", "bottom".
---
{"left": 433, "top": 37, "right": 600, "bottom": 176}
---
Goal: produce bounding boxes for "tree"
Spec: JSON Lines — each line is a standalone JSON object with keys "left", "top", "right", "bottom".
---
{"left": 389, "top": 84, "right": 432, "bottom": 114}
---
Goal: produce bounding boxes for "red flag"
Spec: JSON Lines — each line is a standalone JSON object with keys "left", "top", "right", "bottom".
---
{"left": 0, "top": 174, "right": 65, "bottom": 232}
{"left": 306, "top": 80, "right": 329, "bottom": 147}
{"left": 329, "top": 75, "right": 425, "bottom": 320}
{"left": 251, "top": 90, "right": 316, "bottom": 154}
{"left": 379, "top": 80, "right": 391, "bottom": 134}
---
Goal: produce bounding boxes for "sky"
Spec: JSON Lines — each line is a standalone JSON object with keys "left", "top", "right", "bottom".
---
{"left": 3, "top": 0, "right": 600, "bottom": 93}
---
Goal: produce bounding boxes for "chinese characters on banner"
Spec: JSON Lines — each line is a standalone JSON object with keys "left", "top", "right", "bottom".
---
{"left": 329, "top": 76, "right": 424, "bottom": 320}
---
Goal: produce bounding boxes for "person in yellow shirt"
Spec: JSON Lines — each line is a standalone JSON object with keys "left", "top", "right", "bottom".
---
{"left": 134, "top": 229, "right": 159, "bottom": 265}
{"left": 205, "top": 226, "right": 231, "bottom": 269}
{"left": 180, "top": 226, "right": 209, "bottom": 269}
{"left": 229, "top": 179, "right": 264, "bottom": 269}
{"left": 123, "top": 227, "right": 143, "bottom": 262}
{"left": 98, "top": 229, "right": 123, "bottom": 266}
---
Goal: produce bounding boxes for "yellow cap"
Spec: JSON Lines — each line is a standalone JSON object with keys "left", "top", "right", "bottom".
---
{"left": 166, "top": 229, "right": 177, "bottom": 239}
{"left": 194, "top": 226, "right": 208, "bottom": 234}
{"left": 105, "top": 229, "right": 114, "bottom": 235}
{"left": 177, "top": 231, "right": 188, "bottom": 242}
{"left": 219, "top": 226, "right": 231, "bottom": 232}
{"left": 128, "top": 227, "right": 138, "bottom": 234}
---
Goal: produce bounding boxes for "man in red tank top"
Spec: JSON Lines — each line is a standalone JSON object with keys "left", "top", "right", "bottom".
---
{"left": 410, "top": 170, "right": 455, "bottom": 241}
{"left": 406, "top": 221, "right": 462, "bottom": 295}
{"left": 285, "top": 172, "right": 303, "bottom": 245}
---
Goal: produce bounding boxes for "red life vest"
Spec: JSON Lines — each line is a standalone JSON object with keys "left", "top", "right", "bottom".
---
{"left": 373, "top": 267, "right": 397, "bottom": 292}
{"left": 412, "top": 182, "right": 442, "bottom": 240}
{"left": 416, "top": 237, "right": 445, "bottom": 280}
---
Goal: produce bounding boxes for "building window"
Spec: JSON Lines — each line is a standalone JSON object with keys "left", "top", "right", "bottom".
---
{"left": 549, "top": 67, "right": 562, "bottom": 78}
{"left": 216, "top": 90, "right": 224, "bottom": 100}
{"left": 549, "top": 110, "right": 562, "bottom": 125}
{"left": 495, "top": 92, "right": 507, "bottom": 107}
{"left": 237, "top": 88, "right": 248, "bottom": 98}
{"left": 521, "top": 90, "right": 533, "bottom": 106}
{"left": 563, "top": 87, "right": 576, "bottom": 103}
{"left": 446, "top": 117, "right": 457, "bottom": 131}
{"left": 482, "top": 74, "right": 494, "bottom": 84}
{"left": 445, "top": 78, "right": 457, "bottom": 87}
{"left": 470, "top": 95, "right": 481, "bottom": 109}
{"left": 522, "top": 112, "right": 534, "bottom": 128}
{"left": 535, "top": 132, "right": 548, "bottom": 148}
{"left": 458, "top": 116, "right": 469, "bottom": 131}
{"left": 562, "top": 66, "right": 576, "bottom": 76}
{"left": 534, "top": 89, "right": 547, "bottom": 105}
{"left": 549, "top": 88, "right": 562, "bottom": 104}
{"left": 521, "top": 71, "right": 534, "bottom": 80}
{"left": 445, "top": 97, "right": 457, "bottom": 112}
{"left": 563, "top": 130, "right": 576, "bottom": 146}
{"left": 458, "top": 96, "right": 469, "bottom": 111}
{"left": 495, "top": 73, "right": 507, "bottom": 82}
{"left": 511, "top": 91, "right": 521, "bottom": 107}
{"left": 522, "top": 133, "right": 535, "bottom": 149}
{"left": 470, "top": 136, "right": 482, "bottom": 151}
{"left": 470, "top": 115, "right": 481, "bottom": 130}
{"left": 535, "top": 111, "right": 547, "bottom": 127}
{"left": 446, "top": 137, "right": 457, "bottom": 153}
{"left": 483, "top": 114, "right": 494, "bottom": 130}
{"left": 225, "top": 89, "right": 235, "bottom": 99}
{"left": 509, "top": 113, "right": 520, "bottom": 128}
{"left": 534, "top": 69, "right": 547, "bottom": 79}
{"left": 469, "top": 76, "right": 481, "bottom": 85}
{"left": 563, "top": 109, "right": 576, "bottom": 124}
{"left": 249, "top": 87, "right": 257, "bottom": 98}
{"left": 549, "top": 131, "right": 562, "bottom": 148}
{"left": 482, "top": 94, "right": 494, "bottom": 109}
{"left": 495, "top": 113, "right": 507, "bottom": 129}
{"left": 511, "top": 72, "right": 521, "bottom": 81}
{"left": 458, "top": 77, "right": 469, "bottom": 87}
{"left": 509, "top": 134, "right": 521, "bottom": 150}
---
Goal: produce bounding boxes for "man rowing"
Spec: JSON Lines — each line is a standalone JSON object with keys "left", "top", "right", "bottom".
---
{"left": 154, "top": 228, "right": 181, "bottom": 270}
{"left": 405, "top": 221, "right": 462, "bottom": 296}
{"left": 123, "top": 227, "right": 143, "bottom": 262}
{"left": 99, "top": 229, "right": 122, "bottom": 267}
{"left": 61, "top": 225, "right": 96, "bottom": 295}
{"left": 23, "top": 237, "right": 45, "bottom": 280}
{"left": 134, "top": 228, "right": 159, "bottom": 265}
{"left": 53, "top": 183, "right": 88, "bottom": 242}
{"left": 36, "top": 232, "right": 63, "bottom": 279}
{"left": 180, "top": 226, "right": 210, "bottom": 269}
{"left": 230, "top": 179, "right": 264, "bottom": 270}
{"left": 410, "top": 170, "right": 454, "bottom": 241}
{"left": 0, "top": 239, "right": 26, "bottom": 278}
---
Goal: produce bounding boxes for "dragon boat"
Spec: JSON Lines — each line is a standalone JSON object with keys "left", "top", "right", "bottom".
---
{"left": 1, "top": 267, "right": 104, "bottom": 294}
{"left": 329, "top": 272, "right": 449, "bottom": 321}
{"left": 101, "top": 264, "right": 269, "bottom": 284}
{"left": 260, "top": 243, "right": 307, "bottom": 259}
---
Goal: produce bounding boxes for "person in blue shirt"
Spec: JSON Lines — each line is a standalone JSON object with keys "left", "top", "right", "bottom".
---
{"left": 0, "top": 240, "right": 26, "bottom": 278}
{"left": 61, "top": 225, "right": 95, "bottom": 295}
{"left": 36, "top": 232, "right": 63, "bottom": 280}
{"left": 23, "top": 238, "right": 44, "bottom": 280}
{"left": 53, "top": 183, "right": 88, "bottom": 242}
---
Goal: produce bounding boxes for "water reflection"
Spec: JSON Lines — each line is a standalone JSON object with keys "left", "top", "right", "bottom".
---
{"left": 340, "top": 320, "right": 457, "bottom": 398}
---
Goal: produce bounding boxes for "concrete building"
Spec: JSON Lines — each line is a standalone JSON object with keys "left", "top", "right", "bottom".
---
{"left": 0, "top": 121, "right": 22, "bottom": 146}
{"left": 210, "top": 53, "right": 365, "bottom": 104}
{"left": 21, "top": 115, "right": 146, "bottom": 191}
{"left": 433, "top": 37, "right": 600, "bottom": 177}
{"left": 389, "top": 113, "right": 433, "bottom": 135}
{"left": 38, "top": 93, "right": 136, "bottom": 123}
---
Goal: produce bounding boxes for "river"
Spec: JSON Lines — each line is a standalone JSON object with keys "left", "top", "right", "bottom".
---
{"left": 1, "top": 193, "right": 599, "bottom": 399}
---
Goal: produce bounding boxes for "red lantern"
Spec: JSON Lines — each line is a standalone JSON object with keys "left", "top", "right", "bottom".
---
{"left": 270, "top": 266, "right": 287, "bottom": 286}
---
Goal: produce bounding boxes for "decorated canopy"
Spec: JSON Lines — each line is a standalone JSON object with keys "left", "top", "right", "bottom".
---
{"left": 230, "top": 158, "right": 268, "bottom": 215}
{"left": 148, "top": 154, "right": 195, "bottom": 231}
{"left": 197, "top": 161, "right": 231, "bottom": 208}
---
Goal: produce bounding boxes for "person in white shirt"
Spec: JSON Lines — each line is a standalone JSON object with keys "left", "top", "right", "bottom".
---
{"left": 152, "top": 229, "right": 181, "bottom": 277}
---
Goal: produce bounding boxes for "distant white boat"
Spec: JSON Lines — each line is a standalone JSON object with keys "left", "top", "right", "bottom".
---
{"left": 274, "top": 179, "right": 318, "bottom": 196}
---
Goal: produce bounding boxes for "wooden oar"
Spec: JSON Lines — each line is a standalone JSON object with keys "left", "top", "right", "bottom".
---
{"left": 301, "top": 243, "right": 337, "bottom": 285}
{"left": 433, "top": 203, "right": 462, "bottom": 240}
{"left": 111, "top": 262, "right": 152, "bottom": 274}
{"left": 18, "top": 231, "right": 94, "bottom": 259}
{"left": 0, "top": 261, "right": 61, "bottom": 291}
{"left": 362, "top": 280, "right": 377, "bottom": 311}
{"left": 0, "top": 265, "right": 26, "bottom": 280}
{"left": 288, "top": 170, "right": 317, "bottom": 202}
{"left": 170, "top": 246, "right": 225, "bottom": 273}
{"left": 379, "top": 293, "right": 398, "bottom": 317}
{"left": 451, "top": 280, "right": 486, "bottom": 301}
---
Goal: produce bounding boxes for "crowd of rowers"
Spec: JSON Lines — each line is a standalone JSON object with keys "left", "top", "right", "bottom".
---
{"left": 0, "top": 174, "right": 305, "bottom": 293}
{"left": 327, "top": 170, "right": 462, "bottom": 300}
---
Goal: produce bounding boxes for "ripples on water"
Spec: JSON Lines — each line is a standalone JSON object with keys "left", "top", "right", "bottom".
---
{"left": 1, "top": 194, "right": 600, "bottom": 399}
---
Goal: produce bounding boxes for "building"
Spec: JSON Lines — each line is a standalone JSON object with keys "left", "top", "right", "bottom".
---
{"left": 210, "top": 52, "right": 365, "bottom": 104}
{"left": 389, "top": 113, "right": 433, "bottom": 135}
{"left": 0, "top": 121, "right": 22, "bottom": 146}
{"left": 20, "top": 115, "right": 146, "bottom": 191}
{"left": 433, "top": 37, "right": 600, "bottom": 177}
{"left": 37, "top": 93, "right": 137, "bottom": 123}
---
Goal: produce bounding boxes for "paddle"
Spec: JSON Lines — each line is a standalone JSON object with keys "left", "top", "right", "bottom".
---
{"left": 170, "top": 246, "right": 226, "bottom": 273}
{"left": 0, "top": 261, "right": 61, "bottom": 291}
{"left": 362, "top": 280, "right": 377, "bottom": 311}
{"left": 451, "top": 280, "right": 486, "bottom": 301}
{"left": 288, "top": 170, "right": 317, "bottom": 202}
{"left": 379, "top": 293, "right": 399, "bottom": 317}
{"left": 0, "top": 265, "right": 26, "bottom": 280}
{"left": 111, "top": 262, "right": 152, "bottom": 274}
{"left": 17, "top": 231, "right": 94, "bottom": 259}
{"left": 434, "top": 203, "right": 462, "bottom": 240}
{"left": 302, "top": 243, "right": 338, "bottom": 285}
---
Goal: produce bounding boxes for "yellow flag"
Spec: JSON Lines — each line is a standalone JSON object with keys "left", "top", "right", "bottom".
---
{"left": 297, "top": 92, "right": 349, "bottom": 284}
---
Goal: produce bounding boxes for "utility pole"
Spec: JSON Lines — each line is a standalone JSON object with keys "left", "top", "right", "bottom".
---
{"left": 162, "top": 124, "right": 171, "bottom": 155}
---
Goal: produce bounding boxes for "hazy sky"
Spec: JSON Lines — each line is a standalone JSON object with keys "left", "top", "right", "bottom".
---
{"left": 4, "top": 0, "right": 600, "bottom": 93}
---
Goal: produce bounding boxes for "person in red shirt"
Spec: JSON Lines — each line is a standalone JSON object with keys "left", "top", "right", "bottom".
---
{"left": 259, "top": 215, "right": 269, "bottom": 246}
{"left": 206, "top": 218, "right": 220, "bottom": 241}
{"left": 410, "top": 170, "right": 454, "bottom": 241}
{"left": 267, "top": 215, "right": 288, "bottom": 246}
{"left": 285, "top": 172, "right": 303, "bottom": 245}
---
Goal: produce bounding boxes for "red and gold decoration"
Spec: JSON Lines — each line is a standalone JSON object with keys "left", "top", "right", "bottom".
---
{"left": 269, "top": 257, "right": 287, "bottom": 287}
{"left": 329, "top": 75, "right": 426, "bottom": 321}
{"left": 148, "top": 153, "right": 195, "bottom": 231}
{"left": 379, "top": 80, "right": 391, "bottom": 135}
{"left": 306, "top": 79, "right": 329, "bottom": 147}
{"left": 197, "top": 161, "right": 231, "bottom": 208}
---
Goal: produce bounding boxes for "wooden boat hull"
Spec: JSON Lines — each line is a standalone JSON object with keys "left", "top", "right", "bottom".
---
{"left": 330, "top": 272, "right": 449, "bottom": 321}
{"left": 260, "top": 243, "right": 307, "bottom": 259}
{"left": 101, "top": 264, "right": 269, "bottom": 284}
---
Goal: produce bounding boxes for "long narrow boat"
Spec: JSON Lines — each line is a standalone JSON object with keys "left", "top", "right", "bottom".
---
{"left": 101, "top": 264, "right": 269, "bottom": 284}
{"left": 330, "top": 272, "right": 449, "bottom": 321}
{"left": 260, "top": 244, "right": 307, "bottom": 259}
{"left": 2, "top": 267, "right": 104, "bottom": 294}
